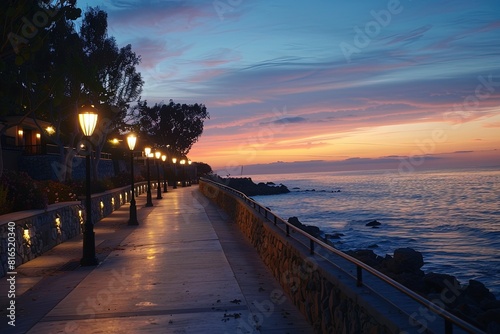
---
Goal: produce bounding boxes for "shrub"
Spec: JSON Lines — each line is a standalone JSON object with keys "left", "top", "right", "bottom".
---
{"left": 0, "top": 184, "right": 13, "bottom": 215}
{"left": 63, "top": 180, "right": 85, "bottom": 198}
{"left": 0, "top": 170, "right": 143, "bottom": 215}
{"left": 0, "top": 170, "right": 47, "bottom": 212}
{"left": 109, "top": 171, "right": 144, "bottom": 189}
{"left": 38, "top": 180, "right": 79, "bottom": 204}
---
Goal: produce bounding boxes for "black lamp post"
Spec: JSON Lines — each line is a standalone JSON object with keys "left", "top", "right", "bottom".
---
{"left": 127, "top": 134, "right": 139, "bottom": 225}
{"left": 162, "top": 155, "right": 168, "bottom": 193}
{"left": 172, "top": 157, "right": 177, "bottom": 189}
{"left": 79, "top": 106, "right": 99, "bottom": 266}
{"left": 155, "top": 151, "right": 162, "bottom": 199}
{"left": 144, "top": 147, "right": 153, "bottom": 207}
{"left": 180, "top": 159, "right": 186, "bottom": 187}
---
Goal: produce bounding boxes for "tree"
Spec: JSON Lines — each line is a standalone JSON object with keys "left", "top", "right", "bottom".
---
{"left": 0, "top": 0, "right": 82, "bottom": 176}
{"left": 77, "top": 7, "right": 143, "bottom": 180}
{"left": 1, "top": 4, "right": 143, "bottom": 181}
{"left": 195, "top": 162, "right": 212, "bottom": 177}
{"left": 130, "top": 99, "right": 209, "bottom": 157}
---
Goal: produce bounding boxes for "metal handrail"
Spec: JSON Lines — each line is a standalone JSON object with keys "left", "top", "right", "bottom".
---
{"left": 45, "top": 144, "right": 112, "bottom": 160}
{"left": 200, "top": 177, "right": 485, "bottom": 334}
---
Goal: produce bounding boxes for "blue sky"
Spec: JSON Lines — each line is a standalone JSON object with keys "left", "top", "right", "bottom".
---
{"left": 79, "top": 0, "right": 500, "bottom": 173}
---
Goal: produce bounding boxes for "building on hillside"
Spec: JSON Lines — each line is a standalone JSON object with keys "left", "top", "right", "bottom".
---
{"left": 0, "top": 115, "right": 116, "bottom": 181}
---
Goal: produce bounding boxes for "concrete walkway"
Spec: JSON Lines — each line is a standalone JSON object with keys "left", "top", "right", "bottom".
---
{"left": 0, "top": 186, "right": 314, "bottom": 334}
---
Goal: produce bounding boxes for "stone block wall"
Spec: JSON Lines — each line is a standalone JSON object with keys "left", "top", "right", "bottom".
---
{"left": 199, "top": 180, "right": 418, "bottom": 334}
{"left": 0, "top": 204, "right": 83, "bottom": 277}
{"left": 0, "top": 182, "right": 148, "bottom": 278}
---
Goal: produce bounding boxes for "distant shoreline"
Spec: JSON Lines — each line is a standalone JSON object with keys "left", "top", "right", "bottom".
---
{"left": 214, "top": 156, "right": 500, "bottom": 176}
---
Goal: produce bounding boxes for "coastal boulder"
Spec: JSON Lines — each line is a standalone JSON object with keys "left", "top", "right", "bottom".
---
{"left": 365, "top": 220, "right": 381, "bottom": 227}
{"left": 388, "top": 248, "right": 424, "bottom": 274}
{"left": 228, "top": 177, "right": 290, "bottom": 196}
{"left": 288, "top": 217, "right": 321, "bottom": 238}
{"left": 423, "top": 272, "right": 461, "bottom": 294}
{"left": 465, "top": 280, "right": 496, "bottom": 304}
{"left": 345, "top": 249, "right": 384, "bottom": 269}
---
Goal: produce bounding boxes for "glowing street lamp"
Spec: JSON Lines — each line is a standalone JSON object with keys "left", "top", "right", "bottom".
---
{"left": 144, "top": 146, "right": 153, "bottom": 207}
{"left": 127, "top": 134, "right": 139, "bottom": 225}
{"left": 155, "top": 151, "right": 162, "bottom": 199}
{"left": 79, "top": 105, "right": 99, "bottom": 266}
{"left": 161, "top": 155, "right": 168, "bottom": 193}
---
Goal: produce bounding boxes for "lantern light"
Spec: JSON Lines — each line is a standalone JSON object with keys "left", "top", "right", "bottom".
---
{"left": 78, "top": 105, "right": 98, "bottom": 137}
{"left": 127, "top": 134, "right": 137, "bottom": 151}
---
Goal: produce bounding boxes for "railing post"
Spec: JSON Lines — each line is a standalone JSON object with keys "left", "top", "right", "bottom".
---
{"left": 286, "top": 225, "right": 290, "bottom": 236}
{"left": 356, "top": 266, "right": 363, "bottom": 287}
{"left": 274, "top": 216, "right": 277, "bottom": 225}
{"left": 309, "top": 239, "right": 314, "bottom": 255}
{"left": 445, "top": 319, "right": 453, "bottom": 334}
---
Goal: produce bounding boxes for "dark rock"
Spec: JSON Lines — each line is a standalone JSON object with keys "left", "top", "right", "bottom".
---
{"left": 212, "top": 177, "right": 290, "bottom": 196}
{"left": 365, "top": 220, "right": 381, "bottom": 227}
{"left": 423, "top": 272, "right": 461, "bottom": 294}
{"left": 394, "top": 272, "right": 426, "bottom": 293}
{"left": 390, "top": 248, "right": 424, "bottom": 274}
{"left": 344, "top": 246, "right": 499, "bottom": 332}
{"left": 486, "top": 319, "right": 500, "bottom": 334}
{"left": 481, "top": 299, "right": 500, "bottom": 310}
{"left": 465, "top": 280, "right": 496, "bottom": 304}
{"left": 476, "top": 308, "right": 500, "bottom": 326}
{"left": 288, "top": 217, "right": 321, "bottom": 238}
{"left": 454, "top": 303, "right": 484, "bottom": 324}
{"left": 345, "top": 249, "right": 384, "bottom": 269}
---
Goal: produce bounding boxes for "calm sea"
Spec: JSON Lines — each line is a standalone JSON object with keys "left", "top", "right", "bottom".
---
{"left": 249, "top": 168, "right": 500, "bottom": 298}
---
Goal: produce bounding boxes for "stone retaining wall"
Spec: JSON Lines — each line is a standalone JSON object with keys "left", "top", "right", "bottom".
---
{"left": 0, "top": 182, "right": 150, "bottom": 278}
{"left": 199, "top": 180, "right": 423, "bottom": 334}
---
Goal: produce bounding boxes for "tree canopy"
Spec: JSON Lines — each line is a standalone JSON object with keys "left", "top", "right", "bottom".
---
{"left": 130, "top": 99, "right": 209, "bottom": 158}
{"left": 1, "top": 2, "right": 209, "bottom": 179}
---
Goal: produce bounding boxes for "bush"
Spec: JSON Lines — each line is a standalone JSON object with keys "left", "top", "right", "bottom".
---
{"left": 38, "top": 180, "right": 79, "bottom": 204}
{"left": 109, "top": 171, "right": 144, "bottom": 189}
{"left": 0, "top": 184, "right": 13, "bottom": 215}
{"left": 0, "top": 170, "right": 47, "bottom": 212}
{"left": 0, "top": 170, "right": 143, "bottom": 215}
{"left": 63, "top": 180, "right": 85, "bottom": 198}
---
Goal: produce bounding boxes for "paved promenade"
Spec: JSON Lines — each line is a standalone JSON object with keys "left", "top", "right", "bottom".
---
{"left": 0, "top": 186, "right": 314, "bottom": 334}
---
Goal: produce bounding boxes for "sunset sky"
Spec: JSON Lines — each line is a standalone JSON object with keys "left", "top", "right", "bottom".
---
{"left": 80, "top": 0, "right": 500, "bottom": 174}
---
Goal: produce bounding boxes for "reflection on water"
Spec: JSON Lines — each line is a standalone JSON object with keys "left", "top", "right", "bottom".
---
{"left": 251, "top": 168, "right": 500, "bottom": 298}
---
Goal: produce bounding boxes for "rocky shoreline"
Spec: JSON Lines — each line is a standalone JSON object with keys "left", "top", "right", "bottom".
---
{"left": 212, "top": 176, "right": 499, "bottom": 332}
{"left": 208, "top": 176, "right": 290, "bottom": 196}
{"left": 288, "top": 216, "right": 500, "bottom": 333}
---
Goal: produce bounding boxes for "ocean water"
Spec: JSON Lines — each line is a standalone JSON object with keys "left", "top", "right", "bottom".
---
{"left": 249, "top": 168, "right": 500, "bottom": 298}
